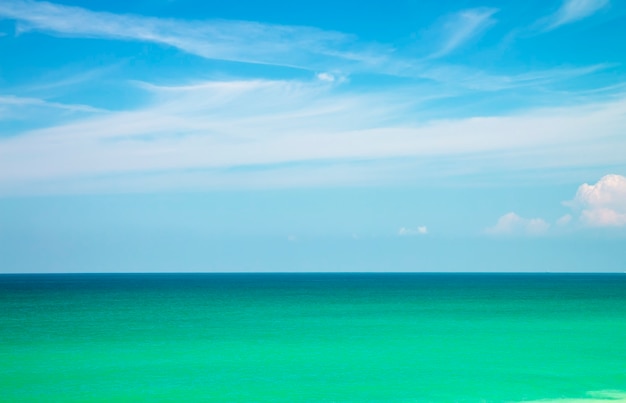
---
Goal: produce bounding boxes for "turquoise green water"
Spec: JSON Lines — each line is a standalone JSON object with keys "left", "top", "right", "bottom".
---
{"left": 1, "top": 274, "right": 625, "bottom": 402}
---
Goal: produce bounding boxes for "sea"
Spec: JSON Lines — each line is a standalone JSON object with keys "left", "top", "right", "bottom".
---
{"left": 1, "top": 273, "right": 625, "bottom": 402}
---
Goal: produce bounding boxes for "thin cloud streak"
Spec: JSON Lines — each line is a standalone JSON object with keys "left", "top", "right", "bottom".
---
{"left": 412, "top": 63, "right": 611, "bottom": 91}
{"left": 429, "top": 8, "right": 498, "bottom": 59}
{"left": 0, "top": 0, "right": 376, "bottom": 72}
{"left": 15, "top": 63, "right": 125, "bottom": 97}
{"left": 545, "top": 0, "right": 610, "bottom": 30}
{"left": 0, "top": 95, "right": 106, "bottom": 115}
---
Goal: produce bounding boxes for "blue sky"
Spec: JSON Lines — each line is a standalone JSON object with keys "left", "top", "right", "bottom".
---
{"left": 0, "top": 0, "right": 625, "bottom": 272}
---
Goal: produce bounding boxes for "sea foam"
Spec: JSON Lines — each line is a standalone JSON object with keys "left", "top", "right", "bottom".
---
{"left": 518, "top": 391, "right": 626, "bottom": 403}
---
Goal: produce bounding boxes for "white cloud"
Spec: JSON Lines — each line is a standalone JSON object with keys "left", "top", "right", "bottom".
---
{"left": 0, "top": 95, "right": 104, "bottom": 125}
{"left": 17, "top": 63, "right": 123, "bottom": 96}
{"left": 0, "top": 1, "right": 605, "bottom": 92}
{"left": 556, "top": 214, "right": 573, "bottom": 226}
{"left": 0, "top": 4, "right": 622, "bottom": 195}
{"left": 0, "top": 95, "right": 103, "bottom": 115}
{"left": 407, "top": 63, "right": 610, "bottom": 93}
{"left": 569, "top": 174, "right": 626, "bottom": 227}
{"left": 2, "top": 78, "right": 626, "bottom": 194}
{"left": 316, "top": 72, "right": 335, "bottom": 82}
{"left": 581, "top": 208, "right": 626, "bottom": 227}
{"left": 0, "top": 0, "right": 369, "bottom": 72}
{"left": 486, "top": 212, "right": 550, "bottom": 236}
{"left": 485, "top": 175, "right": 626, "bottom": 236}
{"left": 429, "top": 8, "right": 498, "bottom": 58}
{"left": 398, "top": 226, "right": 428, "bottom": 236}
{"left": 545, "top": 0, "right": 610, "bottom": 30}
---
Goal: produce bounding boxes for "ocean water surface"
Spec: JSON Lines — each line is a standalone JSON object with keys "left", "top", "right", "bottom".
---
{"left": 1, "top": 273, "right": 625, "bottom": 402}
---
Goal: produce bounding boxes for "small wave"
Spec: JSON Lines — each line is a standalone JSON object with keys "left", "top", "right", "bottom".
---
{"left": 516, "top": 391, "right": 626, "bottom": 403}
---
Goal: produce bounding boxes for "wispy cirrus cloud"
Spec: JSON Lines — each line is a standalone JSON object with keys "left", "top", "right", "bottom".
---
{"left": 544, "top": 0, "right": 610, "bottom": 30}
{"left": 0, "top": 0, "right": 607, "bottom": 92}
{"left": 0, "top": 1, "right": 623, "bottom": 196}
{"left": 0, "top": 95, "right": 106, "bottom": 140}
{"left": 428, "top": 8, "right": 498, "bottom": 59}
{"left": 1, "top": 78, "right": 626, "bottom": 194}
{"left": 412, "top": 63, "right": 610, "bottom": 92}
{"left": 0, "top": 96, "right": 103, "bottom": 113}
{"left": 0, "top": 0, "right": 379, "bottom": 72}
{"left": 14, "top": 63, "right": 124, "bottom": 97}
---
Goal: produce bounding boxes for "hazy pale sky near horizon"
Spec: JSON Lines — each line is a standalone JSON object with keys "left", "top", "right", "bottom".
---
{"left": 1, "top": 0, "right": 625, "bottom": 272}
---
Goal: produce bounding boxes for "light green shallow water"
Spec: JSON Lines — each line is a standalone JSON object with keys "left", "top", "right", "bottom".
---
{"left": 1, "top": 274, "right": 625, "bottom": 402}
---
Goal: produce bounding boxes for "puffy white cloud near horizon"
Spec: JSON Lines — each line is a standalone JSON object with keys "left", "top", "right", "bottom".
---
{"left": 569, "top": 174, "right": 626, "bottom": 227}
{"left": 486, "top": 212, "right": 550, "bottom": 236}
{"left": 485, "top": 174, "right": 626, "bottom": 236}
{"left": 398, "top": 226, "right": 428, "bottom": 236}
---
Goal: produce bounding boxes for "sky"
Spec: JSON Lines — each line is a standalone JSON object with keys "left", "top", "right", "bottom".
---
{"left": 0, "top": 0, "right": 625, "bottom": 273}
